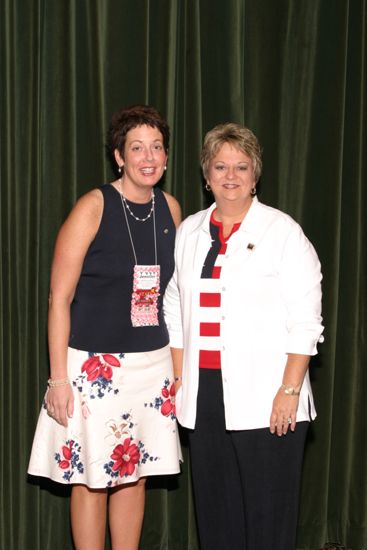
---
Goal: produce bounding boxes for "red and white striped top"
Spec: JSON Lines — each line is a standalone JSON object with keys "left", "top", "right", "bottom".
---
{"left": 199, "top": 211, "right": 241, "bottom": 369}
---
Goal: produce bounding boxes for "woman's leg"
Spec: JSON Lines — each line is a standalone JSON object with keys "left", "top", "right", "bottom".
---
{"left": 108, "top": 478, "right": 146, "bottom": 550}
{"left": 70, "top": 485, "right": 108, "bottom": 550}
{"left": 188, "top": 369, "right": 246, "bottom": 550}
{"left": 232, "top": 422, "right": 309, "bottom": 550}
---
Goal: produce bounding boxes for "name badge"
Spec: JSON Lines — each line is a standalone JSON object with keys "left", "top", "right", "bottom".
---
{"left": 131, "top": 265, "right": 160, "bottom": 327}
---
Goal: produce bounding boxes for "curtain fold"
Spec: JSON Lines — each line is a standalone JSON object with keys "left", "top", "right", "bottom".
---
{"left": 1, "top": 0, "right": 366, "bottom": 548}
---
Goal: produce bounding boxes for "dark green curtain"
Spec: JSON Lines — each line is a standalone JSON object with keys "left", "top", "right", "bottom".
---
{"left": 1, "top": 1, "right": 366, "bottom": 548}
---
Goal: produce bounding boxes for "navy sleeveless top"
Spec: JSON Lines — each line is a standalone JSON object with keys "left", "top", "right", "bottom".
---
{"left": 69, "top": 184, "right": 176, "bottom": 353}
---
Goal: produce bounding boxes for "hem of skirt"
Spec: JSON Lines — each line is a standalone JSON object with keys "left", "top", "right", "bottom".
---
{"left": 27, "top": 466, "right": 182, "bottom": 488}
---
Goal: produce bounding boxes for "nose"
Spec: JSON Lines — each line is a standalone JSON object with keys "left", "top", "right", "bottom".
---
{"left": 144, "top": 147, "right": 154, "bottom": 161}
{"left": 227, "top": 166, "right": 235, "bottom": 179}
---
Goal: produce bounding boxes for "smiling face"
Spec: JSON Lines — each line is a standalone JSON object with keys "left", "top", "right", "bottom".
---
{"left": 207, "top": 142, "right": 256, "bottom": 208}
{"left": 114, "top": 125, "right": 167, "bottom": 197}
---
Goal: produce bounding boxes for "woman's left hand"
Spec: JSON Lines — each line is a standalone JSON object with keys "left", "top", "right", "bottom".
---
{"left": 270, "top": 388, "right": 299, "bottom": 436}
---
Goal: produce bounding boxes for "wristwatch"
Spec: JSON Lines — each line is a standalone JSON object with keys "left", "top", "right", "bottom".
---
{"left": 281, "top": 383, "right": 300, "bottom": 396}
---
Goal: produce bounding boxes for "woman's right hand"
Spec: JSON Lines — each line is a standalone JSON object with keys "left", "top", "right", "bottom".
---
{"left": 46, "top": 384, "right": 74, "bottom": 427}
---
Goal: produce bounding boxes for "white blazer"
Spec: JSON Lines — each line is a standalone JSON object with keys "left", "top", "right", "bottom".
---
{"left": 164, "top": 197, "right": 324, "bottom": 430}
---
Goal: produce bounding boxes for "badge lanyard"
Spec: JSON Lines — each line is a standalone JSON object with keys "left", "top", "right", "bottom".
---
{"left": 119, "top": 188, "right": 160, "bottom": 327}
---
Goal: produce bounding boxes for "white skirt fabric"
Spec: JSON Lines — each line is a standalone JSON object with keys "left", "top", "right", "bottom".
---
{"left": 28, "top": 345, "right": 182, "bottom": 488}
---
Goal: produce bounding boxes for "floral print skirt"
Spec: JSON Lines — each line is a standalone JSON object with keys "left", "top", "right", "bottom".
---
{"left": 28, "top": 345, "right": 182, "bottom": 488}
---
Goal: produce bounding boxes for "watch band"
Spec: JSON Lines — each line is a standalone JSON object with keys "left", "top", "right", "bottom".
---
{"left": 281, "top": 383, "right": 300, "bottom": 396}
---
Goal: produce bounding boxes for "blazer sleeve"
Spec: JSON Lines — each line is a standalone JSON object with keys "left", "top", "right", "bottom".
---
{"left": 163, "top": 226, "right": 184, "bottom": 349}
{"left": 278, "top": 222, "right": 324, "bottom": 355}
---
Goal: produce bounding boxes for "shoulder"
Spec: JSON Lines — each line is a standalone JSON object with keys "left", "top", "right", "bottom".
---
{"left": 254, "top": 200, "right": 317, "bottom": 256}
{"left": 73, "top": 188, "right": 103, "bottom": 215}
{"left": 181, "top": 205, "right": 212, "bottom": 229}
{"left": 59, "top": 187, "right": 104, "bottom": 241}
{"left": 254, "top": 199, "right": 303, "bottom": 234}
{"left": 162, "top": 190, "right": 182, "bottom": 227}
{"left": 175, "top": 206, "right": 212, "bottom": 241}
{"left": 255, "top": 199, "right": 293, "bottom": 222}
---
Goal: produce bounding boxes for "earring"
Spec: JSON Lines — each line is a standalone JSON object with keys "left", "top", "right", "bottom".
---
{"left": 164, "top": 165, "right": 167, "bottom": 171}
{"left": 205, "top": 183, "right": 211, "bottom": 192}
{"left": 118, "top": 166, "right": 122, "bottom": 174}
{"left": 251, "top": 187, "right": 256, "bottom": 196}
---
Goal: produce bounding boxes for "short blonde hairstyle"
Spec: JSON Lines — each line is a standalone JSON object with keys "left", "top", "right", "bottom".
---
{"left": 200, "top": 123, "right": 262, "bottom": 182}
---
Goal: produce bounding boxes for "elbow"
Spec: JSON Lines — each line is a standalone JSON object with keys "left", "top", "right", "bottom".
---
{"left": 48, "top": 289, "right": 75, "bottom": 309}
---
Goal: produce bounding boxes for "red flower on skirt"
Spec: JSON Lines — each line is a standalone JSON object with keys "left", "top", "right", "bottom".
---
{"left": 59, "top": 440, "right": 73, "bottom": 469}
{"left": 161, "top": 383, "right": 176, "bottom": 417}
{"left": 81, "top": 354, "right": 121, "bottom": 381}
{"left": 111, "top": 438, "right": 140, "bottom": 477}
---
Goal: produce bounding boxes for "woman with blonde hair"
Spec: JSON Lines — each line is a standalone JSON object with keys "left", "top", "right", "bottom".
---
{"left": 165, "top": 122, "right": 324, "bottom": 550}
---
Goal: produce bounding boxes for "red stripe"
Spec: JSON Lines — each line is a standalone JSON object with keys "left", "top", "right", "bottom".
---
{"left": 200, "top": 293, "right": 221, "bottom": 307}
{"left": 199, "top": 350, "right": 221, "bottom": 369}
{"left": 200, "top": 322, "right": 220, "bottom": 336}
{"left": 212, "top": 266, "right": 221, "bottom": 278}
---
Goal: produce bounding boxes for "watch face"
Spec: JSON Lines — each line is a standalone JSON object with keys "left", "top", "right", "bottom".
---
{"left": 285, "top": 387, "right": 300, "bottom": 395}
{"left": 281, "top": 383, "right": 299, "bottom": 395}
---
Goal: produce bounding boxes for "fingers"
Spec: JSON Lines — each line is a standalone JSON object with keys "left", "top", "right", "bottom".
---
{"left": 269, "top": 386, "right": 300, "bottom": 436}
{"left": 58, "top": 408, "right": 69, "bottom": 428}
{"left": 289, "top": 414, "right": 297, "bottom": 432}
{"left": 46, "top": 386, "right": 73, "bottom": 427}
{"left": 47, "top": 404, "right": 68, "bottom": 427}
{"left": 269, "top": 412, "right": 277, "bottom": 434}
{"left": 270, "top": 414, "right": 295, "bottom": 436}
{"left": 67, "top": 395, "right": 74, "bottom": 420}
{"left": 270, "top": 397, "right": 298, "bottom": 436}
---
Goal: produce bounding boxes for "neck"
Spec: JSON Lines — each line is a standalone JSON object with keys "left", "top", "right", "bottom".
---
{"left": 214, "top": 198, "right": 253, "bottom": 225}
{"left": 117, "top": 178, "right": 153, "bottom": 203}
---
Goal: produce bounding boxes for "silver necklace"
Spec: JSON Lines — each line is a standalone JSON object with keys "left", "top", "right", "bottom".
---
{"left": 119, "top": 182, "right": 155, "bottom": 222}
{"left": 118, "top": 183, "right": 157, "bottom": 265}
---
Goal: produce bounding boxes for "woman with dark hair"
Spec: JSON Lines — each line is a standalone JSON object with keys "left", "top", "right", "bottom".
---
{"left": 165, "top": 122, "right": 324, "bottom": 550}
{"left": 29, "top": 105, "right": 182, "bottom": 549}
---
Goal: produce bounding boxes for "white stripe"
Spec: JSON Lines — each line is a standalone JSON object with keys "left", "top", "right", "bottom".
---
{"left": 199, "top": 308, "right": 221, "bottom": 322}
{"left": 198, "top": 279, "right": 222, "bottom": 292}
{"left": 213, "top": 254, "right": 226, "bottom": 267}
{"left": 199, "top": 336, "right": 222, "bottom": 350}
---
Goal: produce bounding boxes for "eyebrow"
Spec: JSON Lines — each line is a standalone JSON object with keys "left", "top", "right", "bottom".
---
{"left": 214, "top": 160, "right": 249, "bottom": 164}
{"left": 129, "top": 139, "right": 163, "bottom": 144}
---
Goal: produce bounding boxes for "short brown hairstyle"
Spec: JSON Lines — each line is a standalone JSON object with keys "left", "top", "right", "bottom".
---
{"left": 200, "top": 123, "right": 262, "bottom": 182}
{"left": 106, "top": 104, "right": 170, "bottom": 169}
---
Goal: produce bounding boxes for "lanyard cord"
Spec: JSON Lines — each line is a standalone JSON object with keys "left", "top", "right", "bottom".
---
{"left": 119, "top": 188, "right": 158, "bottom": 266}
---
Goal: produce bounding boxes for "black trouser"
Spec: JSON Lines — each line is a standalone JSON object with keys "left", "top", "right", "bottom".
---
{"left": 188, "top": 369, "right": 308, "bottom": 550}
